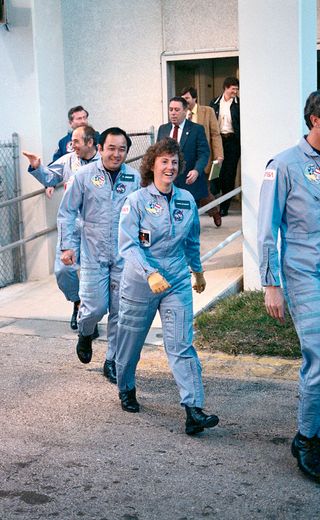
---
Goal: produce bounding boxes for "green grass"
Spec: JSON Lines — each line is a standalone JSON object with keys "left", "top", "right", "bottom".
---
{"left": 194, "top": 290, "right": 301, "bottom": 358}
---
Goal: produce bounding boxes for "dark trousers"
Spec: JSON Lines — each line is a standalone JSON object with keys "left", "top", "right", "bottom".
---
{"left": 211, "top": 135, "right": 240, "bottom": 212}
{"left": 198, "top": 179, "right": 219, "bottom": 216}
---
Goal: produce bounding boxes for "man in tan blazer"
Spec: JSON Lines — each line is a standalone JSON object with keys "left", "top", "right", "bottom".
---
{"left": 182, "top": 87, "right": 223, "bottom": 227}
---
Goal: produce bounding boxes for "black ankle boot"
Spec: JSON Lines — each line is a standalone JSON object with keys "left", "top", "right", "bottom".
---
{"left": 76, "top": 334, "right": 93, "bottom": 364}
{"left": 70, "top": 300, "right": 80, "bottom": 330}
{"left": 185, "top": 406, "right": 219, "bottom": 435}
{"left": 119, "top": 388, "right": 140, "bottom": 413}
{"left": 103, "top": 359, "right": 117, "bottom": 384}
{"left": 291, "top": 432, "right": 320, "bottom": 481}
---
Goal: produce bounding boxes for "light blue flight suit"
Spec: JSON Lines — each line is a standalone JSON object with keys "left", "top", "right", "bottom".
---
{"left": 28, "top": 151, "right": 99, "bottom": 302}
{"left": 57, "top": 158, "right": 140, "bottom": 360}
{"left": 258, "top": 136, "right": 320, "bottom": 438}
{"left": 116, "top": 183, "right": 205, "bottom": 407}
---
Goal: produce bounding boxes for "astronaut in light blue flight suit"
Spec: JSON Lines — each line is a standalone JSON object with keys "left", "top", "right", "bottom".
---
{"left": 258, "top": 90, "right": 320, "bottom": 482}
{"left": 116, "top": 137, "right": 219, "bottom": 435}
{"left": 58, "top": 127, "right": 140, "bottom": 382}
{"left": 23, "top": 125, "right": 99, "bottom": 330}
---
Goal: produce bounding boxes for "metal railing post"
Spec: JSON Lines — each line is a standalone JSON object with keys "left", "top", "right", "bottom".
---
{"left": 12, "top": 132, "right": 27, "bottom": 281}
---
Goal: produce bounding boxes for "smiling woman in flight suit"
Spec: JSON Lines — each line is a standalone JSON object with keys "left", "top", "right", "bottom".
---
{"left": 258, "top": 90, "right": 320, "bottom": 482}
{"left": 115, "top": 137, "right": 219, "bottom": 436}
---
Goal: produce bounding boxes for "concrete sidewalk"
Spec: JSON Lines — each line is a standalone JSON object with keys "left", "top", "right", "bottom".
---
{"left": 0, "top": 206, "right": 243, "bottom": 345}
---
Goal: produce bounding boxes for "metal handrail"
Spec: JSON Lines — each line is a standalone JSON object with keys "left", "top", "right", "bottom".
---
{"left": 198, "top": 186, "right": 242, "bottom": 263}
{"left": 198, "top": 186, "right": 241, "bottom": 215}
{"left": 1, "top": 127, "right": 241, "bottom": 263}
{"left": 200, "top": 230, "right": 242, "bottom": 264}
{"left": 0, "top": 226, "right": 57, "bottom": 254}
{"left": 0, "top": 186, "right": 242, "bottom": 257}
{"left": 0, "top": 154, "right": 150, "bottom": 210}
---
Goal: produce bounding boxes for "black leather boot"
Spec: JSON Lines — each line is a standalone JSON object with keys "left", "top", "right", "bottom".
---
{"left": 119, "top": 388, "right": 140, "bottom": 413}
{"left": 103, "top": 359, "right": 117, "bottom": 384}
{"left": 185, "top": 406, "right": 219, "bottom": 435}
{"left": 76, "top": 334, "right": 93, "bottom": 364}
{"left": 291, "top": 432, "right": 320, "bottom": 481}
{"left": 70, "top": 300, "right": 80, "bottom": 330}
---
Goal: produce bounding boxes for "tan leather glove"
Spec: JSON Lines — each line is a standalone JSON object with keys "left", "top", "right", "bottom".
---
{"left": 147, "top": 272, "right": 171, "bottom": 294}
{"left": 192, "top": 271, "right": 206, "bottom": 293}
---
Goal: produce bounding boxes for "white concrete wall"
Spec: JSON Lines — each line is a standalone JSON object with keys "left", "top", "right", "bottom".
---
{"left": 162, "top": 0, "right": 238, "bottom": 52}
{"left": 60, "top": 0, "right": 238, "bottom": 132}
{"left": 0, "top": 0, "right": 66, "bottom": 279}
{"left": 239, "top": 0, "right": 317, "bottom": 289}
{"left": 60, "top": 0, "right": 163, "bottom": 133}
{"left": 1, "top": 0, "right": 320, "bottom": 282}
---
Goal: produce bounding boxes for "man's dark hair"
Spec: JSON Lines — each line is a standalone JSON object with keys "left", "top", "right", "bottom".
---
{"left": 140, "top": 137, "right": 185, "bottom": 187}
{"left": 98, "top": 127, "right": 132, "bottom": 151}
{"left": 304, "top": 90, "right": 320, "bottom": 130}
{"left": 169, "top": 96, "right": 188, "bottom": 110}
{"left": 223, "top": 77, "right": 239, "bottom": 90}
{"left": 180, "top": 86, "right": 197, "bottom": 100}
{"left": 68, "top": 105, "right": 89, "bottom": 121}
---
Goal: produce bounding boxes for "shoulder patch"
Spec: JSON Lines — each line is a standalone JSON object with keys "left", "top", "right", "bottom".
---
{"left": 121, "top": 203, "right": 130, "bottom": 215}
{"left": 64, "top": 176, "right": 75, "bottom": 191}
{"left": 264, "top": 169, "right": 276, "bottom": 181}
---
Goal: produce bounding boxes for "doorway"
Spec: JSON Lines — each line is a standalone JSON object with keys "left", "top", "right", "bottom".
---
{"left": 165, "top": 56, "right": 239, "bottom": 108}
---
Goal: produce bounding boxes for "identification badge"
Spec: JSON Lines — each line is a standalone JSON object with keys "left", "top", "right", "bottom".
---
{"left": 175, "top": 199, "right": 191, "bottom": 209}
{"left": 91, "top": 173, "right": 105, "bottom": 188}
{"left": 173, "top": 209, "right": 184, "bottom": 222}
{"left": 120, "top": 173, "right": 134, "bottom": 182}
{"left": 145, "top": 201, "right": 163, "bottom": 217}
{"left": 263, "top": 169, "right": 276, "bottom": 181}
{"left": 115, "top": 183, "right": 126, "bottom": 194}
{"left": 139, "top": 229, "right": 151, "bottom": 247}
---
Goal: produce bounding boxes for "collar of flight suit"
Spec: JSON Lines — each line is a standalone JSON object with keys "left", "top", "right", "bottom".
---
{"left": 299, "top": 136, "right": 320, "bottom": 158}
{"left": 146, "top": 182, "right": 179, "bottom": 199}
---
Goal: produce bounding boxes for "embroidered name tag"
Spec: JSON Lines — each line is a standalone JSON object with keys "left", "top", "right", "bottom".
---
{"left": 175, "top": 199, "right": 191, "bottom": 209}
{"left": 120, "top": 173, "right": 134, "bottom": 182}
{"left": 263, "top": 169, "right": 276, "bottom": 181}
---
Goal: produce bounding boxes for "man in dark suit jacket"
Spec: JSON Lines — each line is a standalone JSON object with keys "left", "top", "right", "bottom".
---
{"left": 210, "top": 77, "right": 240, "bottom": 216}
{"left": 157, "top": 96, "right": 210, "bottom": 202}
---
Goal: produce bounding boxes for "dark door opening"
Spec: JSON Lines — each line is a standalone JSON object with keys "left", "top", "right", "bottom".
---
{"left": 169, "top": 56, "right": 239, "bottom": 105}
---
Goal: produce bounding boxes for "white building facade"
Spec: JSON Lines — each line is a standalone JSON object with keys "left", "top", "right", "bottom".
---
{"left": 0, "top": 0, "right": 318, "bottom": 285}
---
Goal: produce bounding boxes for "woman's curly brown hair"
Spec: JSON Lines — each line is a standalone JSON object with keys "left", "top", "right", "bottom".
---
{"left": 140, "top": 137, "right": 185, "bottom": 187}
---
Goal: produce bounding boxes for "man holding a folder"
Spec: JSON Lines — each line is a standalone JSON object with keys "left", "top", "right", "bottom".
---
{"left": 182, "top": 87, "right": 224, "bottom": 227}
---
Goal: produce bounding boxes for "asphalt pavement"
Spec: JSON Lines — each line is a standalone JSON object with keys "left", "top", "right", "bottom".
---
{"left": 1, "top": 207, "right": 319, "bottom": 520}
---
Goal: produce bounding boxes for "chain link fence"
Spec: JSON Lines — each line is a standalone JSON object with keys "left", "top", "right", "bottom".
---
{"left": 0, "top": 133, "right": 24, "bottom": 288}
{"left": 126, "top": 127, "right": 155, "bottom": 169}
{"left": 0, "top": 129, "right": 155, "bottom": 288}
